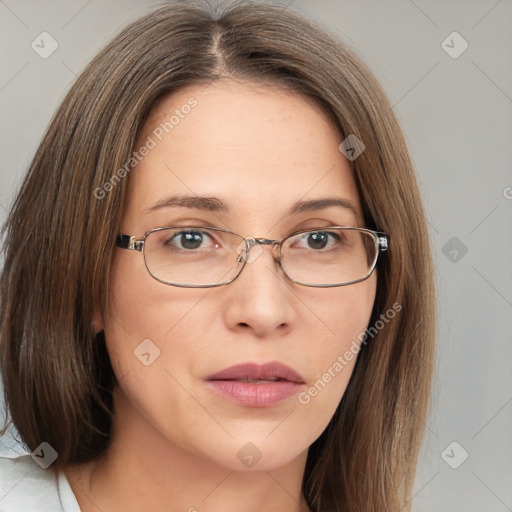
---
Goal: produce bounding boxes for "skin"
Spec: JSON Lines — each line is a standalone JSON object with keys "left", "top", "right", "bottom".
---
{"left": 66, "top": 79, "right": 377, "bottom": 512}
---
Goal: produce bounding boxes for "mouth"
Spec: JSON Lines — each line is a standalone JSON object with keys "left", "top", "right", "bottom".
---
{"left": 205, "top": 362, "right": 305, "bottom": 407}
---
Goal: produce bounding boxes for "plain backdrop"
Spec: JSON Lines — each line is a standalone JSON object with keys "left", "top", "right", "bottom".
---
{"left": 1, "top": 1, "right": 511, "bottom": 511}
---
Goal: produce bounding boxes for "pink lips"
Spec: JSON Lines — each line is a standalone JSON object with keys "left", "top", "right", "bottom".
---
{"left": 205, "top": 362, "right": 305, "bottom": 408}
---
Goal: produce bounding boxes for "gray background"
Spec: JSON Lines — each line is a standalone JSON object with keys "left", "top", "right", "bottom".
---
{"left": 1, "top": 1, "right": 511, "bottom": 510}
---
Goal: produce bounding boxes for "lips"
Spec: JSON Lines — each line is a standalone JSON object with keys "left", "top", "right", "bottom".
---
{"left": 206, "top": 362, "right": 305, "bottom": 384}
{"left": 205, "top": 362, "right": 305, "bottom": 407}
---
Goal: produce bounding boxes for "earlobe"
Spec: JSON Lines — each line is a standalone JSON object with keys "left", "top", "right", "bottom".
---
{"left": 91, "top": 311, "right": 105, "bottom": 334}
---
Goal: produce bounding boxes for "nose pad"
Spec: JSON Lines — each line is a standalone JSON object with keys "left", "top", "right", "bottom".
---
{"left": 235, "top": 239, "right": 265, "bottom": 264}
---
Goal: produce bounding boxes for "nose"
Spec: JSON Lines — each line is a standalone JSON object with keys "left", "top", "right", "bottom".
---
{"left": 222, "top": 242, "right": 296, "bottom": 337}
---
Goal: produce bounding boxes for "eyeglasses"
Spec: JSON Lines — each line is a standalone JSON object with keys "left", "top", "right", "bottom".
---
{"left": 116, "top": 226, "right": 389, "bottom": 288}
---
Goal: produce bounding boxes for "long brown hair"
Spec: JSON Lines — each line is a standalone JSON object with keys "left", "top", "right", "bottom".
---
{"left": 0, "top": 2, "right": 436, "bottom": 510}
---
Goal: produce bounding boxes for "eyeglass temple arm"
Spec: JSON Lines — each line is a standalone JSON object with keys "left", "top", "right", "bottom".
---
{"left": 116, "top": 235, "right": 144, "bottom": 252}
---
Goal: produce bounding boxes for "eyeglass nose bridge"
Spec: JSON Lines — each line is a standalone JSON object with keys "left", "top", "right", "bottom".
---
{"left": 237, "top": 237, "right": 283, "bottom": 265}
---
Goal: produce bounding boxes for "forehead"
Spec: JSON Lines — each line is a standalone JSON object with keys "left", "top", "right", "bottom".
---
{"left": 125, "top": 80, "right": 362, "bottom": 228}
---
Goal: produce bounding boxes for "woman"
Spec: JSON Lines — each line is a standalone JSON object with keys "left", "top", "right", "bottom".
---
{"left": 0, "top": 1, "right": 436, "bottom": 511}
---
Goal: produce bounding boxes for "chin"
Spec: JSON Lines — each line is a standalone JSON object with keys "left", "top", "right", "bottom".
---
{"left": 195, "top": 434, "right": 309, "bottom": 472}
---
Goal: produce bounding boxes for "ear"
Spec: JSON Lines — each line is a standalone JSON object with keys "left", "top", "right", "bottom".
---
{"left": 92, "top": 309, "right": 105, "bottom": 334}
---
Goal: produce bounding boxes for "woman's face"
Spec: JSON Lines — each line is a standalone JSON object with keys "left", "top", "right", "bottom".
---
{"left": 97, "top": 80, "right": 377, "bottom": 471}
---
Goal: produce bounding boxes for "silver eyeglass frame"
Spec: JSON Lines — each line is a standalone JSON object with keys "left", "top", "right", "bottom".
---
{"left": 116, "top": 226, "right": 390, "bottom": 288}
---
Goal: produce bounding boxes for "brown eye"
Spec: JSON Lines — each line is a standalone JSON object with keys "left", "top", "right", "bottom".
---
{"left": 306, "top": 232, "right": 329, "bottom": 249}
{"left": 164, "top": 230, "right": 217, "bottom": 251}
{"left": 292, "top": 231, "right": 343, "bottom": 251}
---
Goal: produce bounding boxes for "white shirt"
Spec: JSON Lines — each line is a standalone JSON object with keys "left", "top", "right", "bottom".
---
{"left": 0, "top": 452, "right": 80, "bottom": 511}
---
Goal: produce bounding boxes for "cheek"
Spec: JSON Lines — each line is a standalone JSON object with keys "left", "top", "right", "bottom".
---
{"left": 101, "top": 253, "right": 211, "bottom": 386}
{"left": 306, "top": 273, "right": 376, "bottom": 351}
{"left": 105, "top": 250, "right": 211, "bottom": 337}
{"left": 296, "top": 275, "right": 376, "bottom": 427}
{"left": 101, "top": 257, "right": 217, "bottom": 449}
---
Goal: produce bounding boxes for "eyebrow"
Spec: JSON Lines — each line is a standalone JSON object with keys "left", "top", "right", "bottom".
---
{"left": 144, "top": 195, "right": 228, "bottom": 213}
{"left": 145, "top": 194, "right": 359, "bottom": 218}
